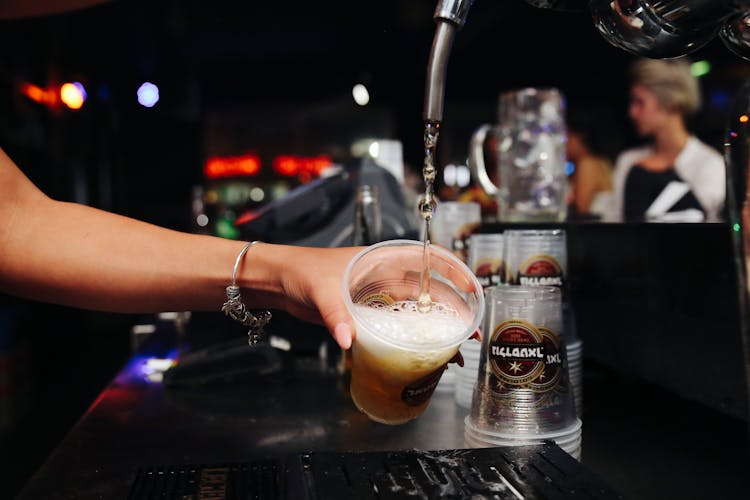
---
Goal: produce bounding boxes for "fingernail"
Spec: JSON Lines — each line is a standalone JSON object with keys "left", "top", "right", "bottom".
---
{"left": 335, "top": 323, "right": 352, "bottom": 350}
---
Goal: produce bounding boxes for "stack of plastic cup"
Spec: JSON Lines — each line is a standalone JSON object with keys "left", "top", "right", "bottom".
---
{"left": 563, "top": 298, "right": 584, "bottom": 418}
{"left": 430, "top": 201, "right": 482, "bottom": 264}
{"left": 504, "top": 229, "right": 567, "bottom": 289}
{"left": 566, "top": 338, "right": 584, "bottom": 417}
{"left": 453, "top": 339, "right": 482, "bottom": 408}
{"left": 454, "top": 232, "right": 506, "bottom": 407}
{"left": 467, "top": 232, "right": 506, "bottom": 290}
{"left": 465, "top": 285, "right": 582, "bottom": 460}
{"left": 465, "top": 419, "right": 582, "bottom": 456}
{"left": 504, "top": 228, "right": 584, "bottom": 417}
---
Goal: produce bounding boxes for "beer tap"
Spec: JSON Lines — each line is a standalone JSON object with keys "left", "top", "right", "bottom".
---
{"left": 425, "top": 0, "right": 728, "bottom": 121}
{"left": 423, "top": 0, "right": 475, "bottom": 125}
{"left": 423, "top": 0, "right": 750, "bottom": 118}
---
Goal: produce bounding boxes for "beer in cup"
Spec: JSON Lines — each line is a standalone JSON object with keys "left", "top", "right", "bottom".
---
{"left": 342, "top": 240, "right": 485, "bottom": 424}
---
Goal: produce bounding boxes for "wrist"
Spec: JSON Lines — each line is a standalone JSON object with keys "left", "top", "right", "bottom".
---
{"left": 234, "top": 241, "right": 286, "bottom": 306}
{"left": 222, "top": 240, "right": 274, "bottom": 345}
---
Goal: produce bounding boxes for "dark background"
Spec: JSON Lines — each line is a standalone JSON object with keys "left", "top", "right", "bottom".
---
{"left": 1, "top": 1, "right": 749, "bottom": 498}
{"left": 1, "top": 0, "right": 746, "bottom": 230}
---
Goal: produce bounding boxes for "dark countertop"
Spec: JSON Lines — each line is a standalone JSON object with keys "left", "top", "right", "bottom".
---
{"left": 14, "top": 336, "right": 489, "bottom": 499}
{"left": 15, "top": 310, "right": 750, "bottom": 500}
{"left": 12, "top": 315, "right": 620, "bottom": 500}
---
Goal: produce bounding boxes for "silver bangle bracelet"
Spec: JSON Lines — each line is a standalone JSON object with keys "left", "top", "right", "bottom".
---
{"left": 221, "top": 240, "right": 272, "bottom": 346}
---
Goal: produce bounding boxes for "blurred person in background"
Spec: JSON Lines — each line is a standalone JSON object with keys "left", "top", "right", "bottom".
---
{"left": 611, "top": 57, "right": 725, "bottom": 222}
{"left": 565, "top": 103, "right": 618, "bottom": 221}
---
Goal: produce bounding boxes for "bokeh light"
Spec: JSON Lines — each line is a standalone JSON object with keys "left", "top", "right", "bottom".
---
{"left": 60, "top": 82, "right": 87, "bottom": 110}
{"left": 137, "top": 82, "right": 160, "bottom": 108}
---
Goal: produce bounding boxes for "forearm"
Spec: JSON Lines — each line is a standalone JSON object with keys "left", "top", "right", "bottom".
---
{"left": 0, "top": 196, "right": 286, "bottom": 314}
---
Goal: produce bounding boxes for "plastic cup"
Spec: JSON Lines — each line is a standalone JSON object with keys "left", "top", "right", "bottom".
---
{"left": 504, "top": 229, "right": 567, "bottom": 287}
{"left": 464, "top": 415, "right": 583, "bottom": 460}
{"left": 453, "top": 340, "right": 482, "bottom": 402}
{"left": 566, "top": 338, "right": 584, "bottom": 417}
{"left": 430, "top": 201, "right": 481, "bottom": 263}
{"left": 468, "top": 233, "right": 506, "bottom": 289}
{"left": 504, "top": 228, "right": 581, "bottom": 345}
{"left": 463, "top": 429, "right": 582, "bottom": 460}
{"left": 465, "top": 416, "right": 581, "bottom": 443}
{"left": 343, "top": 239, "right": 485, "bottom": 425}
{"left": 468, "top": 285, "right": 577, "bottom": 435}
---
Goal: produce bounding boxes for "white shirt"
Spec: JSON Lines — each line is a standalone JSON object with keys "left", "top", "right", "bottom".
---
{"left": 608, "top": 136, "right": 726, "bottom": 222}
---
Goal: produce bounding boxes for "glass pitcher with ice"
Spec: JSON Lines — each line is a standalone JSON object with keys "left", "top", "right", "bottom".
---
{"left": 469, "top": 87, "right": 568, "bottom": 222}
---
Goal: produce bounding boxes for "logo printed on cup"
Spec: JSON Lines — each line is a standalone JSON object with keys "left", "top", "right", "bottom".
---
{"left": 354, "top": 291, "right": 395, "bottom": 307}
{"left": 516, "top": 253, "right": 563, "bottom": 286}
{"left": 489, "top": 319, "right": 546, "bottom": 386}
{"left": 489, "top": 320, "right": 565, "bottom": 394}
{"left": 401, "top": 367, "right": 446, "bottom": 406}
{"left": 527, "top": 326, "right": 563, "bottom": 393}
{"left": 472, "top": 257, "right": 506, "bottom": 288}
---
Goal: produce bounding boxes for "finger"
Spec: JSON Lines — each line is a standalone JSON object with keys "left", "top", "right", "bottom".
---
{"left": 318, "top": 297, "right": 356, "bottom": 350}
{"left": 448, "top": 349, "right": 465, "bottom": 367}
{"left": 334, "top": 323, "right": 354, "bottom": 350}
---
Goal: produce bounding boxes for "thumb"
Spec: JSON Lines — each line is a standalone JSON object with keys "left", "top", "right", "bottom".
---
{"left": 321, "top": 299, "right": 356, "bottom": 350}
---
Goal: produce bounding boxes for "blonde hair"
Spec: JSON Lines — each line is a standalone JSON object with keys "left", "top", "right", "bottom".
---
{"left": 629, "top": 58, "right": 701, "bottom": 116}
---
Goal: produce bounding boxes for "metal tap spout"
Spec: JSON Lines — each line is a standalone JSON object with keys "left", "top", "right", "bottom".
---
{"left": 423, "top": 0, "right": 475, "bottom": 124}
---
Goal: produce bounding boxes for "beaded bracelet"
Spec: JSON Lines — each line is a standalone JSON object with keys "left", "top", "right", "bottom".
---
{"left": 221, "top": 241, "right": 272, "bottom": 345}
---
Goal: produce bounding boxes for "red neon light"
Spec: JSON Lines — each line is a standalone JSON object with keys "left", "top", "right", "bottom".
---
{"left": 204, "top": 153, "right": 261, "bottom": 179}
{"left": 273, "top": 155, "right": 299, "bottom": 177}
{"left": 19, "top": 82, "right": 58, "bottom": 107}
{"left": 272, "top": 155, "right": 332, "bottom": 178}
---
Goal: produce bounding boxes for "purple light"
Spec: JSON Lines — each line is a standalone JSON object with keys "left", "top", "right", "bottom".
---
{"left": 137, "top": 82, "right": 159, "bottom": 108}
{"left": 117, "top": 348, "right": 179, "bottom": 384}
{"left": 73, "top": 82, "right": 88, "bottom": 101}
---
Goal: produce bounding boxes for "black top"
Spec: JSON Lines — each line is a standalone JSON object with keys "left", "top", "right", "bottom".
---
{"left": 624, "top": 165, "right": 704, "bottom": 222}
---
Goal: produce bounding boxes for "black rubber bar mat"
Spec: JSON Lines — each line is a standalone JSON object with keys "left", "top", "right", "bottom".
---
{"left": 128, "top": 442, "right": 624, "bottom": 499}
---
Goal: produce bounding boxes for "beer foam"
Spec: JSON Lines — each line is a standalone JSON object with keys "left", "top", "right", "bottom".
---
{"left": 352, "top": 300, "right": 468, "bottom": 347}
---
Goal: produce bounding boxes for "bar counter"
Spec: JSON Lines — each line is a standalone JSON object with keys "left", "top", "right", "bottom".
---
{"left": 15, "top": 223, "right": 750, "bottom": 499}
{"left": 13, "top": 313, "right": 626, "bottom": 499}
{"left": 14, "top": 311, "right": 750, "bottom": 499}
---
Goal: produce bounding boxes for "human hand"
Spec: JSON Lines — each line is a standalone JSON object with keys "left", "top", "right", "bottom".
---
{"left": 253, "top": 243, "right": 481, "bottom": 352}
{"left": 262, "top": 245, "right": 364, "bottom": 350}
